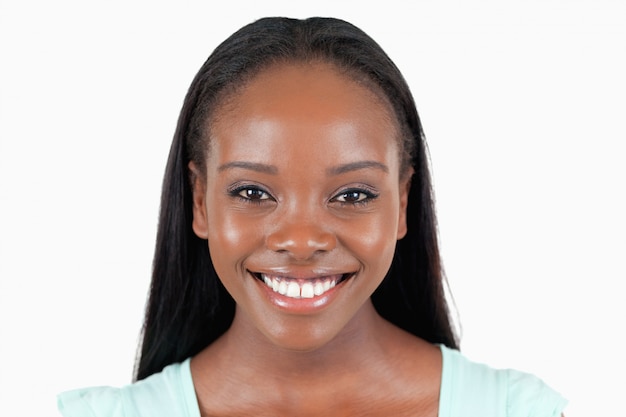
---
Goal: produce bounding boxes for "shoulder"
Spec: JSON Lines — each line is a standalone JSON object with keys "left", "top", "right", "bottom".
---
{"left": 57, "top": 386, "right": 123, "bottom": 417}
{"left": 438, "top": 345, "right": 567, "bottom": 417}
{"left": 57, "top": 358, "right": 200, "bottom": 417}
{"left": 504, "top": 368, "right": 568, "bottom": 417}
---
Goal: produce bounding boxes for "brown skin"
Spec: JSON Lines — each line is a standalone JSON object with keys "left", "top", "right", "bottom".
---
{"left": 189, "top": 62, "right": 442, "bottom": 416}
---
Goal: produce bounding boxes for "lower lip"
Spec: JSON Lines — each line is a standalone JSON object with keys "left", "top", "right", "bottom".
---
{"left": 253, "top": 274, "right": 349, "bottom": 314}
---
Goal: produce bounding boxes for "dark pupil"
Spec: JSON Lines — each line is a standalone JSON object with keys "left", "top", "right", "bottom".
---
{"left": 344, "top": 191, "right": 361, "bottom": 202}
{"left": 247, "top": 189, "right": 264, "bottom": 199}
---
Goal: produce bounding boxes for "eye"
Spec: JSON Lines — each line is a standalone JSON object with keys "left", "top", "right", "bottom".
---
{"left": 334, "top": 191, "right": 368, "bottom": 203}
{"left": 331, "top": 188, "right": 379, "bottom": 205}
{"left": 228, "top": 184, "right": 274, "bottom": 203}
{"left": 238, "top": 187, "right": 270, "bottom": 200}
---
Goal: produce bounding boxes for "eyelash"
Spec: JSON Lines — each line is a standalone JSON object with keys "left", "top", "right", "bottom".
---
{"left": 227, "top": 185, "right": 379, "bottom": 207}
{"left": 228, "top": 184, "right": 274, "bottom": 205}
{"left": 330, "top": 187, "right": 379, "bottom": 207}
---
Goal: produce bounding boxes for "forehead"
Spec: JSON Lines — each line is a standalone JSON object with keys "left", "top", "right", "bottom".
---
{"left": 205, "top": 62, "right": 402, "bottom": 172}
{"left": 210, "top": 62, "right": 399, "bottom": 141}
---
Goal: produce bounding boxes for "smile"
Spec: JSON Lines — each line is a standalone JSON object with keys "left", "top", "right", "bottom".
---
{"left": 255, "top": 273, "right": 353, "bottom": 299}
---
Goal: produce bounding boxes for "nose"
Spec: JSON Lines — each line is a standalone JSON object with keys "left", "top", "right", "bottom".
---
{"left": 266, "top": 221, "right": 337, "bottom": 260}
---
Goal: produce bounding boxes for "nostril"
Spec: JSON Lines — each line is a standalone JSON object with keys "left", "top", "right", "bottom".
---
{"left": 266, "top": 225, "right": 336, "bottom": 258}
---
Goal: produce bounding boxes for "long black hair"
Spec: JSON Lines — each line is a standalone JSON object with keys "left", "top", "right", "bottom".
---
{"left": 135, "top": 17, "right": 458, "bottom": 381}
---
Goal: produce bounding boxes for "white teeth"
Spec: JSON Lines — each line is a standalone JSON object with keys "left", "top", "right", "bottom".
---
{"left": 313, "top": 282, "right": 324, "bottom": 296}
{"left": 260, "top": 274, "right": 344, "bottom": 299}
{"left": 287, "top": 282, "right": 300, "bottom": 297}
{"left": 301, "top": 282, "right": 314, "bottom": 298}
{"left": 278, "top": 281, "right": 288, "bottom": 295}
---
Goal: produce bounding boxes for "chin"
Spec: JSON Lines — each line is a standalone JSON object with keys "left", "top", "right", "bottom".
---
{"left": 259, "top": 317, "right": 348, "bottom": 354}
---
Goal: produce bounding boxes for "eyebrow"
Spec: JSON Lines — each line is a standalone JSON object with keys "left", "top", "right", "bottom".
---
{"left": 218, "top": 161, "right": 278, "bottom": 174}
{"left": 217, "top": 160, "right": 389, "bottom": 176}
{"left": 326, "top": 161, "right": 389, "bottom": 176}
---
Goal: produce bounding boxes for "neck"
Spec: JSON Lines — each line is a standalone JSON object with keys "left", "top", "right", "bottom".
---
{"left": 221, "top": 300, "right": 388, "bottom": 376}
{"left": 190, "top": 300, "right": 441, "bottom": 416}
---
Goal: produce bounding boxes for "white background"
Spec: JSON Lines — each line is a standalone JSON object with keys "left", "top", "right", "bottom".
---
{"left": 1, "top": 1, "right": 624, "bottom": 416}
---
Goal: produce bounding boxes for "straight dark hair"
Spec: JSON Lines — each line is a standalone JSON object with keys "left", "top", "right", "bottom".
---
{"left": 135, "top": 16, "right": 458, "bottom": 381}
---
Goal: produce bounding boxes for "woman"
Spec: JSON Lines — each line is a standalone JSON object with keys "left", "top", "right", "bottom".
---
{"left": 58, "top": 17, "right": 567, "bottom": 416}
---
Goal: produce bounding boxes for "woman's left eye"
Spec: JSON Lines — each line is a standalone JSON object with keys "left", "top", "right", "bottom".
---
{"left": 331, "top": 189, "right": 378, "bottom": 204}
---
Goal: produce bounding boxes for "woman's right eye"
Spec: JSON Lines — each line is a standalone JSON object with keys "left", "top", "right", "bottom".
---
{"left": 238, "top": 188, "right": 269, "bottom": 200}
{"left": 229, "top": 185, "right": 273, "bottom": 203}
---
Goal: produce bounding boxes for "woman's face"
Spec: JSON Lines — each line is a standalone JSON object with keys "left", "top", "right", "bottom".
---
{"left": 191, "top": 62, "right": 411, "bottom": 351}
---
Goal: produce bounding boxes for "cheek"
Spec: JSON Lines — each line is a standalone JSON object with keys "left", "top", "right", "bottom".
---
{"left": 340, "top": 204, "right": 400, "bottom": 273}
{"left": 206, "top": 203, "right": 265, "bottom": 271}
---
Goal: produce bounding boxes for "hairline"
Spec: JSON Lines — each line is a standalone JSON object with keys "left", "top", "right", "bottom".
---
{"left": 195, "top": 58, "right": 411, "bottom": 181}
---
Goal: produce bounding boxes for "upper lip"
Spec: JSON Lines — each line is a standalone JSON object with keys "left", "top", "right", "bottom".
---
{"left": 248, "top": 267, "right": 357, "bottom": 281}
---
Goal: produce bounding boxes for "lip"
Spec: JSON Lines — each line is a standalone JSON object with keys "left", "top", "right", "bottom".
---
{"left": 248, "top": 270, "right": 356, "bottom": 314}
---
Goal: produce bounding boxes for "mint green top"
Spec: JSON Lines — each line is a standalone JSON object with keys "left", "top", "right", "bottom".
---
{"left": 57, "top": 345, "right": 567, "bottom": 416}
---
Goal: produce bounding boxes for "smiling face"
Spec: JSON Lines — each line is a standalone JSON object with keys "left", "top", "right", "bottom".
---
{"left": 190, "top": 62, "right": 411, "bottom": 352}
